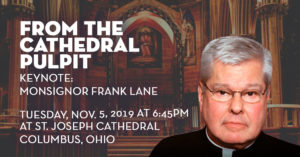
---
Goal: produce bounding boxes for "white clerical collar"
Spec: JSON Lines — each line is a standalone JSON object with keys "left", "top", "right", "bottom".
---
{"left": 205, "top": 128, "right": 255, "bottom": 157}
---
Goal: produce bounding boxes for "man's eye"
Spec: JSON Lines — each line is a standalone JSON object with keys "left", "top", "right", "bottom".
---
{"left": 245, "top": 91, "right": 259, "bottom": 96}
{"left": 215, "top": 90, "right": 229, "bottom": 95}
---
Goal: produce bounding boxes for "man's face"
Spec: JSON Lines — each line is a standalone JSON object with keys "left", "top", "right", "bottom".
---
{"left": 198, "top": 59, "right": 270, "bottom": 149}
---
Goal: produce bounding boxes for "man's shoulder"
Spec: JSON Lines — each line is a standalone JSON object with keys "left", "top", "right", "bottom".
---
{"left": 149, "top": 129, "right": 206, "bottom": 157}
{"left": 260, "top": 132, "right": 298, "bottom": 146}
{"left": 254, "top": 132, "right": 300, "bottom": 154}
{"left": 157, "top": 129, "right": 205, "bottom": 148}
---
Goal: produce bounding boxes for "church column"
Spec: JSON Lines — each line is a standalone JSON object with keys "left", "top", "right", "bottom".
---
{"left": 209, "top": 0, "right": 231, "bottom": 39}
{"left": 1, "top": 0, "right": 34, "bottom": 119}
{"left": 34, "top": 0, "right": 61, "bottom": 21}
{"left": 59, "top": 0, "right": 80, "bottom": 116}
{"left": 228, "top": 0, "right": 257, "bottom": 37}
{"left": 34, "top": 0, "right": 63, "bottom": 113}
{"left": 256, "top": 0, "right": 288, "bottom": 104}
{"left": 6, "top": 17, "right": 21, "bottom": 116}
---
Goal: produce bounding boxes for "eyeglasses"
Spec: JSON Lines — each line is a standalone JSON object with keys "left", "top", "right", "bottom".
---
{"left": 203, "top": 83, "right": 267, "bottom": 103}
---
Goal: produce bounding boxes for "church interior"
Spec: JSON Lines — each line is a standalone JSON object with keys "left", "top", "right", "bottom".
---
{"left": 0, "top": 0, "right": 299, "bottom": 156}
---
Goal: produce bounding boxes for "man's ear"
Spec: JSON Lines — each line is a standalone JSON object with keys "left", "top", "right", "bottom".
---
{"left": 198, "top": 82, "right": 204, "bottom": 112}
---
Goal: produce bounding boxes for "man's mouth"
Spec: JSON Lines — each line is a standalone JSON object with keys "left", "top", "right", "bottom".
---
{"left": 223, "top": 121, "right": 247, "bottom": 131}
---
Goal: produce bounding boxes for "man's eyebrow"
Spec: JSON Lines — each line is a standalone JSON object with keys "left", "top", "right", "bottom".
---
{"left": 245, "top": 84, "right": 265, "bottom": 90}
{"left": 212, "top": 83, "right": 230, "bottom": 88}
{"left": 210, "top": 83, "right": 229, "bottom": 88}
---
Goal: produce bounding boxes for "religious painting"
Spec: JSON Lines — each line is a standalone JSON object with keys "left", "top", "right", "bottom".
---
{"left": 182, "top": 10, "right": 196, "bottom": 65}
{"left": 127, "top": 26, "right": 162, "bottom": 68}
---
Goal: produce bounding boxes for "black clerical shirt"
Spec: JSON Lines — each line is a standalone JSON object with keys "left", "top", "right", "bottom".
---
{"left": 149, "top": 128, "right": 300, "bottom": 157}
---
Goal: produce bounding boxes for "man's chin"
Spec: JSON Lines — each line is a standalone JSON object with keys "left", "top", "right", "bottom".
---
{"left": 219, "top": 130, "right": 250, "bottom": 144}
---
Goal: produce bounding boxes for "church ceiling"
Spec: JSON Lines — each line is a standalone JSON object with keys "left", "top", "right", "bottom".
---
{"left": 88, "top": 0, "right": 198, "bottom": 9}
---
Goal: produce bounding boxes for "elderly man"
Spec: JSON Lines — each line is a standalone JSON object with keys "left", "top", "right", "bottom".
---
{"left": 150, "top": 36, "right": 300, "bottom": 157}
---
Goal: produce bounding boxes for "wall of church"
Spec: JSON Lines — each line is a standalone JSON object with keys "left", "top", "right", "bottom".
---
{"left": 184, "top": 2, "right": 206, "bottom": 93}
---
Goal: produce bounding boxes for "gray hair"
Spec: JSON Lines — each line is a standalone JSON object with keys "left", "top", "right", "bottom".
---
{"left": 200, "top": 36, "right": 272, "bottom": 85}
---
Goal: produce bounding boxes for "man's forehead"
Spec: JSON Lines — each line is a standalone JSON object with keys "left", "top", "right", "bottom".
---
{"left": 212, "top": 60, "right": 263, "bottom": 75}
{"left": 210, "top": 83, "right": 265, "bottom": 89}
{"left": 208, "top": 59, "right": 265, "bottom": 83}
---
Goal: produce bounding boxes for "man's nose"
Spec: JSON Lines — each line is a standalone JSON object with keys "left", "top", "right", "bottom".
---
{"left": 229, "top": 93, "right": 243, "bottom": 114}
